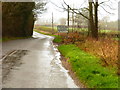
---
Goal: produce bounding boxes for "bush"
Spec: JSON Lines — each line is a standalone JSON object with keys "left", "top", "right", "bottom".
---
{"left": 2, "top": 2, "right": 35, "bottom": 37}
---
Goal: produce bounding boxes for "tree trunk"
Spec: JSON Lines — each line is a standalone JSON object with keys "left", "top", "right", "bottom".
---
{"left": 94, "top": 0, "right": 99, "bottom": 39}
{"left": 89, "top": 0, "right": 95, "bottom": 38}
{"left": 88, "top": 21, "right": 90, "bottom": 36}
{"left": 88, "top": 0, "right": 99, "bottom": 39}
{"left": 67, "top": 5, "right": 70, "bottom": 33}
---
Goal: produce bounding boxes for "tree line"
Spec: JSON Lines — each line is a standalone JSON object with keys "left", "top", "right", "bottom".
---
{"left": 2, "top": 1, "right": 46, "bottom": 37}
{"left": 61, "top": 0, "right": 116, "bottom": 40}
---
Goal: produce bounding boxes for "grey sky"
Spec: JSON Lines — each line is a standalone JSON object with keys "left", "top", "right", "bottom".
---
{"left": 35, "top": 0, "right": 119, "bottom": 24}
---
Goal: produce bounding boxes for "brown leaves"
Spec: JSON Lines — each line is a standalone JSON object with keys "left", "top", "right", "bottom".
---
{"left": 62, "top": 32, "right": 85, "bottom": 44}
{"left": 59, "top": 32, "right": 118, "bottom": 68}
{"left": 78, "top": 37, "right": 118, "bottom": 67}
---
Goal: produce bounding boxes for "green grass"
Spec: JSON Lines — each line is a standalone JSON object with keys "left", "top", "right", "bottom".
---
{"left": 1, "top": 37, "right": 31, "bottom": 42}
{"left": 58, "top": 44, "right": 118, "bottom": 88}
{"left": 53, "top": 35, "right": 62, "bottom": 43}
{"left": 113, "top": 37, "right": 120, "bottom": 41}
{"left": 35, "top": 26, "right": 119, "bottom": 34}
{"left": 34, "top": 26, "right": 57, "bottom": 32}
{"left": 100, "top": 30, "right": 119, "bottom": 33}
{"left": 0, "top": 38, "right": 2, "bottom": 42}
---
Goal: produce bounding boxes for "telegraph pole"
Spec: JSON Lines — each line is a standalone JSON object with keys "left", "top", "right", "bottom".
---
{"left": 67, "top": 5, "right": 70, "bottom": 33}
{"left": 72, "top": 11, "right": 74, "bottom": 32}
{"left": 72, "top": 4, "right": 75, "bottom": 32}
{"left": 52, "top": 12, "right": 54, "bottom": 34}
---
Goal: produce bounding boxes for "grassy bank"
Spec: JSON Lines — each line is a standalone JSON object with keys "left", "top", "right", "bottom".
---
{"left": 58, "top": 44, "right": 118, "bottom": 88}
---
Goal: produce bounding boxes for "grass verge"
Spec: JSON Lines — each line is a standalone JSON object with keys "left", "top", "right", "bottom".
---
{"left": 1, "top": 37, "right": 31, "bottom": 42}
{"left": 58, "top": 44, "right": 118, "bottom": 88}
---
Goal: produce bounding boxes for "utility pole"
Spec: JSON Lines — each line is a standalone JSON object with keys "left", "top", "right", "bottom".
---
{"left": 52, "top": 12, "right": 54, "bottom": 34}
{"left": 67, "top": 5, "right": 70, "bottom": 33}
{"left": 72, "top": 5, "right": 75, "bottom": 32}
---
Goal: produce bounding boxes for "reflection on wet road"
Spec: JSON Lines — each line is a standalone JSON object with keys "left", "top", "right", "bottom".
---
{"left": 2, "top": 31, "right": 78, "bottom": 88}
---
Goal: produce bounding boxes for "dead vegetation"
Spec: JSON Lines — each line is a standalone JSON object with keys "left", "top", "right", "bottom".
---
{"left": 59, "top": 32, "right": 118, "bottom": 68}
{"left": 35, "top": 28, "right": 119, "bottom": 68}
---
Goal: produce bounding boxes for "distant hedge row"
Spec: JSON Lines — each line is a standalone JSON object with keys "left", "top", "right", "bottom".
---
{"left": 2, "top": 2, "right": 35, "bottom": 37}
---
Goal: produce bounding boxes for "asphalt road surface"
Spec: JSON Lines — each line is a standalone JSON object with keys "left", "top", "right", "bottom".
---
{"left": 2, "top": 31, "right": 78, "bottom": 88}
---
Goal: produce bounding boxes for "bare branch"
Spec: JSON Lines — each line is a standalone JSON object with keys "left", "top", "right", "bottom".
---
{"left": 98, "top": 0, "right": 110, "bottom": 6}
{"left": 61, "top": 3, "right": 67, "bottom": 11}
{"left": 63, "top": 0, "right": 89, "bottom": 20}
{"left": 63, "top": 0, "right": 68, "bottom": 6}
{"left": 49, "top": 1, "right": 64, "bottom": 10}
{"left": 100, "top": 5, "right": 114, "bottom": 15}
{"left": 102, "top": 3, "right": 116, "bottom": 10}
{"left": 79, "top": 0, "right": 87, "bottom": 8}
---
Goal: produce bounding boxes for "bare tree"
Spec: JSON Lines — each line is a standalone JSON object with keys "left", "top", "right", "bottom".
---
{"left": 62, "top": 0, "right": 116, "bottom": 39}
{"left": 50, "top": 0, "right": 116, "bottom": 39}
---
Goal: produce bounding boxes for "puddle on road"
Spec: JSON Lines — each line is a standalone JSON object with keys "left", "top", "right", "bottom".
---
{"left": 51, "top": 45, "right": 78, "bottom": 88}
{"left": 32, "top": 31, "right": 52, "bottom": 39}
{"left": 2, "top": 31, "right": 78, "bottom": 88}
{"left": 33, "top": 31, "right": 78, "bottom": 88}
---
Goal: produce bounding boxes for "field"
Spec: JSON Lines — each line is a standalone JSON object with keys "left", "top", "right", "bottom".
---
{"left": 34, "top": 26, "right": 57, "bottom": 33}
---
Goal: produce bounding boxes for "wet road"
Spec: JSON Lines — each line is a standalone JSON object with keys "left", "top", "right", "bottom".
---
{"left": 2, "top": 32, "right": 78, "bottom": 88}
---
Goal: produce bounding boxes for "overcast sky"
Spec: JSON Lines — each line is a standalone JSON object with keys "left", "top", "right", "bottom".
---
{"left": 35, "top": 0, "right": 119, "bottom": 24}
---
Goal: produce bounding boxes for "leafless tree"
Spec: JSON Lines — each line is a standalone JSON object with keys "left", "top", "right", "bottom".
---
{"left": 62, "top": 0, "right": 117, "bottom": 39}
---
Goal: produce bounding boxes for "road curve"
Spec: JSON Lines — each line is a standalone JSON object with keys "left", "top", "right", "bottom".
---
{"left": 2, "top": 31, "right": 78, "bottom": 88}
